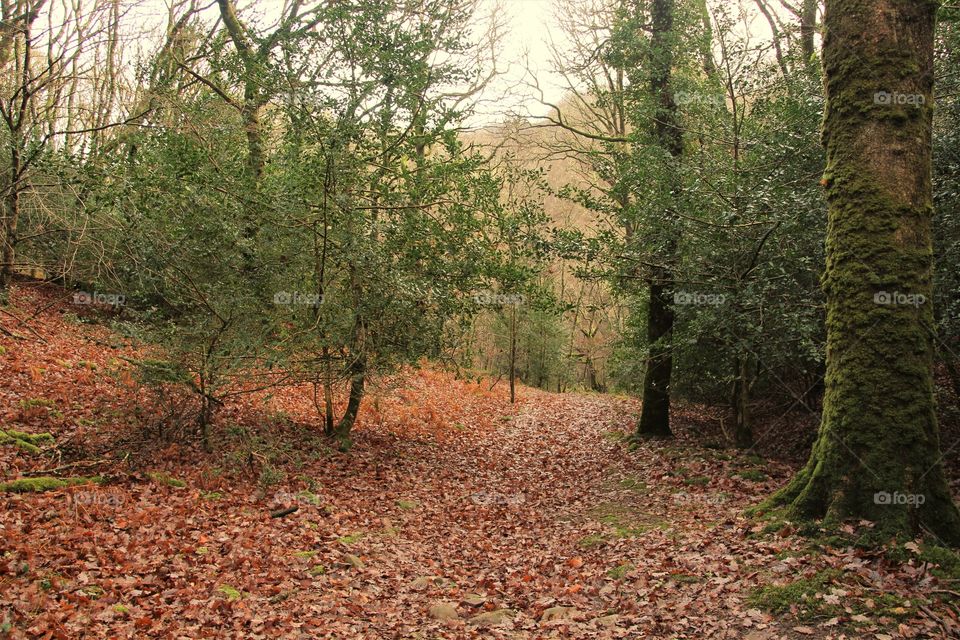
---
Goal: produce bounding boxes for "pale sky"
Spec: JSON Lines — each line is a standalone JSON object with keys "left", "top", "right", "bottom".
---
{"left": 119, "top": 0, "right": 777, "bottom": 128}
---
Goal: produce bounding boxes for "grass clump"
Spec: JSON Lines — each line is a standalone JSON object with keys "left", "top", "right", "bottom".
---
{"left": 608, "top": 562, "right": 634, "bottom": 579}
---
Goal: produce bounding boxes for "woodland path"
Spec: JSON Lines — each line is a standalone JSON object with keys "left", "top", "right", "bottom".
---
{"left": 1, "top": 284, "right": 949, "bottom": 638}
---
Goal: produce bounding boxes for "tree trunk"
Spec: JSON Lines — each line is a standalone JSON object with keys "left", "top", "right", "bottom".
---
{"left": 509, "top": 304, "right": 517, "bottom": 403}
{"left": 333, "top": 354, "right": 365, "bottom": 451}
{"left": 732, "top": 355, "right": 753, "bottom": 449}
{"left": 800, "top": 0, "right": 817, "bottom": 66}
{"left": 636, "top": 0, "right": 682, "bottom": 439}
{"left": 768, "top": 0, "right": 960, "bottom": 544}
{"left": 637, "top": 274, "right": 674, "bottom": 437}
{"left": 0, "top": 144, "right": 21, "bottom": 290}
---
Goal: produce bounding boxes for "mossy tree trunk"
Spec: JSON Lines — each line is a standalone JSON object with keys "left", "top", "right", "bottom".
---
{"left": 636, "top": 0, "right": 682, "bottom": 439}
{"left": 768, "top": 0, "right": 960, "bottom": 545}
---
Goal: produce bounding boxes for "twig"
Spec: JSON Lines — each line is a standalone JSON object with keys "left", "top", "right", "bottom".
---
{"left": 22, "top": 459, "right": 113, "bottom": 476}
{"left": 0, "top": 307, "right": 47, "bottom": 343}
{"left": 917, "top": 603, "right": 950, "bottom": 638}
{"left": 0, "top": 324, "right": 26, "bottom": 339}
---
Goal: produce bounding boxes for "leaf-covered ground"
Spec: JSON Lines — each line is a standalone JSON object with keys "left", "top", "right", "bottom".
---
{"left": 2, "top": 281, "right": 959, "bottom": 639}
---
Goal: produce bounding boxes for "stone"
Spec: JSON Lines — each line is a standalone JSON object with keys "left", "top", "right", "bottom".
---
{"left": 467, "top": 608, "right": 516, "bottom": 627}
{"left": 428, "top": 602, "right": 459, "bottom": 621}
{"left": 342, "top": 553, "right": 364, "bottom": 569}
{"left": 541, "top": 606, "right": 578, "bottom": 622}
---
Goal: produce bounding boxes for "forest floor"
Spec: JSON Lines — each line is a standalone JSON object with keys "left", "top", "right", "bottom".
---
{"left": 2, "top": 280, "right": 959, "bottom": 639}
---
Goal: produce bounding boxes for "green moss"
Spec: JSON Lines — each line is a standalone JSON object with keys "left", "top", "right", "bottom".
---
{"left": 19, "top": 398, "right": 56, "bottom": 409}
{"left": 619, "top": 477, "right": 647, "bottom": 493}
{"left": 683, "top": 475, "right": 710, "bottom": 486}
{"left": 217, "top": 585, "right": 245, "bottom": 600}
{"left": 3, "top": 426, "right": 57, "bottom": 455}
{"left": 736, "top": 469, "right": 768, "bottom": 482}
{"left": 747, "top": 569, "right": 843, "bottom": 617}
{"left": 669, "top": 573, "right": 701, "bottom": 584}
{"left": 309, "top": 565, "right": 326, "bottom": 576}
{"left": 397, "top": 499, "right": 419, "bottom": 510}
{"left": 113, "top": 604, "right": 130, "bottom": 614}
{"left": 147, "top": 472, "right": 186, "bottom": 488}
{"left": 5, "top": 429, "right": 54, "bottom": 445}
{"left": 587, "top": 502, "right": 667, "bottom": 538}
{"left": 578, "top": 534, "right": 607, "bottom": 548}
{"left": 293, "top": 550, "right": 318, "bottom": 559}
{"left": 200, "top": 491, "right": 223, "bottom": 501}
{"left": 916, "top": 544, "right": 960, "bottom": 580}
{"left": 257, "top": 465, "right": 284, "bottom": 488}
{"left": 292, "top": 490, "right": 319, "bottom": 505}
{"left": 608, "top": 563, "right": 634, "bottom": 579}
{"left": 0, "top": 476, "right": 97, "bottom": 493}
{"left": 337, "top": 533, "right": 363, "bottom": 545}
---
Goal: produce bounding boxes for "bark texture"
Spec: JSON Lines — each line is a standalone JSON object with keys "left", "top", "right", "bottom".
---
{"left": 769, "top": 0, "right": 960, "bottom": 544}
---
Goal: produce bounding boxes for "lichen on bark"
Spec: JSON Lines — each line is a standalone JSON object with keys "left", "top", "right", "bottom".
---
{"left": 765, "top": 0, "right": 960, "bottom": 546}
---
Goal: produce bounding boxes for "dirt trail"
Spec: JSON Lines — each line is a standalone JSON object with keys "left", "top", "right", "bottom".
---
{"left": 2, "top": 284, "right": 953, "bottom": 639}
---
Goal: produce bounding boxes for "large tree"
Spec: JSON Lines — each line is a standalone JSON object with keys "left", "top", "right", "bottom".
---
{"left": 634, "top": 0, "right": 683, "bottom": 438}
{"left": 768, "top": 0, "right": 960, "bottom": 544}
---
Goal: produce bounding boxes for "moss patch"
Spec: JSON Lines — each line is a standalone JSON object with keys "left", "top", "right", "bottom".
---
{"left": 577, "top": 534, "right": 607, "bottom": 548}
{"left": 337, "top": 533, "right": 363, "bottom": 545}
{"left": 147, "top": 472, "right": 186, "bottom": 488}
{"left": 217, "top": 585, "right": 245, "bottom": 600}
{"left": 0, "top": 429, "right": 54, "bottom": 454}
{"left": 608, "top": 562, "right": 634, "bottom": 579}
{"left": 618, "top": 477, "right": 647, "bottom": 493}
{"left": 0, "top": 476, "right": 98, "bottom": 493}
{"left": 752, "top": 573, "right": 914, "bottom": 626}
{"left": 735, "top": 469, "right": 768, "bottom": 482}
